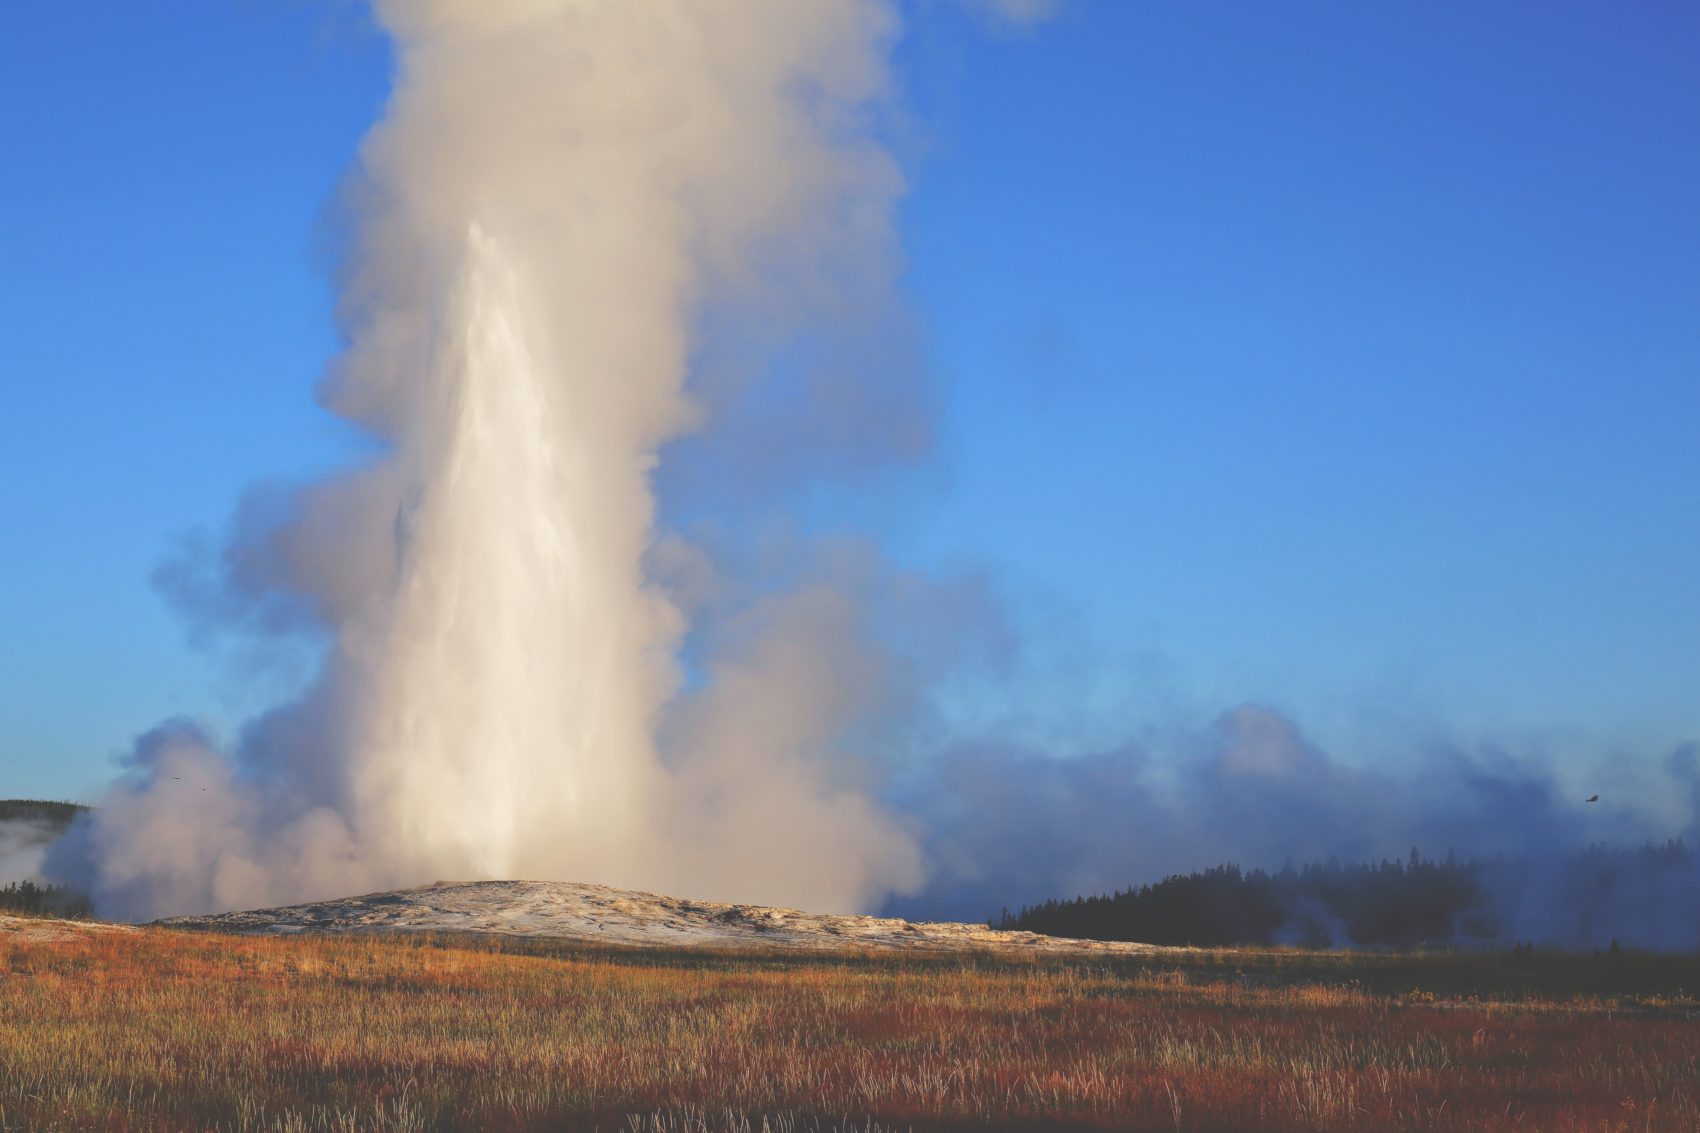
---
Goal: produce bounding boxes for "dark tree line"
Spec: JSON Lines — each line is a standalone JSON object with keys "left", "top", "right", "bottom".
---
{"left": 0, "top": 799, "right": 86, "bottom": 825}
{"left": 0, "top": 880, "right": 92, "bottom": 919}
{"left": 994, "top": 842, "right": 1697, "bottom": 949}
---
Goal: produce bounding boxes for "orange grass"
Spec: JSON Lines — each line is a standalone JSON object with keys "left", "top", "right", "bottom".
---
{"left": 2, "top": 925, "right": 1697, "bottom": 1132}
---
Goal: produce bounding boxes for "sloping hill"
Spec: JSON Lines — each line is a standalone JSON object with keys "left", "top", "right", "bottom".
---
{"left": 157, "top": 879, "right": 1170, "bottom": 954}
{"left": 0, "top": 800, "right": 86, "bottom": 826}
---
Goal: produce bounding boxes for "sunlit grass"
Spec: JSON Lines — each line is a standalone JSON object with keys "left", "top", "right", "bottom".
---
{"left": 2, "top": 924, "right": 1696, "bottom": 1130}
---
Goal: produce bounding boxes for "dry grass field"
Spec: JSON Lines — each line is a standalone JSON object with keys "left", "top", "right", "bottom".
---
{"left": 2, "top": 918, "right": 1697, "bottom": 1132}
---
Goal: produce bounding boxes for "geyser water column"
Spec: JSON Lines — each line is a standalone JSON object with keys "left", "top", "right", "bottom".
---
{"left": 342, "top": 225, "right": 668, "bottom": 883}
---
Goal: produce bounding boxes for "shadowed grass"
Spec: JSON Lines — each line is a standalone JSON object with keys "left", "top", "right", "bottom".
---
{"left": 2, "top": 924, "right": 1696, "bottom": 1131}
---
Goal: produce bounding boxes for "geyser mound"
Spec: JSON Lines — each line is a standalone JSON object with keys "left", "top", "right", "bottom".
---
{"left": 154, "top": 878, "right": 1166, "bottom": 955}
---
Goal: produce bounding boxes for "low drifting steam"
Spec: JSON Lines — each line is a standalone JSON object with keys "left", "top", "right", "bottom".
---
{"left": 891, "top": 709, "right": 1700, "bottom": 950}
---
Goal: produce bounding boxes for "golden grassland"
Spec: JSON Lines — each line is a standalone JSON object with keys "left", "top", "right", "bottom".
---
{"left": 2, "top": 920, "right": 1698, "bottom": 1132}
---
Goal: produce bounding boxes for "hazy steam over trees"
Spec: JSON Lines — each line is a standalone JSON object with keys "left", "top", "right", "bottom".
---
{"left": 998, "top": 842, "right": 1700, "bottom": 951}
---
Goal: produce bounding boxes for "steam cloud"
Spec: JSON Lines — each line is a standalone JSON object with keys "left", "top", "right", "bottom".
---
{"left": 0, "top": 820, "right": 58, "bottom": 884}
{"left": 59, "top": 0, "right": 948, "bottom": 921}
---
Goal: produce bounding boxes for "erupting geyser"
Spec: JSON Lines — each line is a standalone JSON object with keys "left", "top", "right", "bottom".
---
{"left": 347, "top": 224, "right": 664, "bottom": 884}
{"left": 53, "top": 0, "right": 982, "bottom": 921}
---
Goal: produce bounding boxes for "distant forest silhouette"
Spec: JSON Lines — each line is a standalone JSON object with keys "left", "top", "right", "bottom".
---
{"left": 0, "top": 799, "right": 85, "bottom": 825}
{"left": 0, "top": 880, "right": 91, "bottom": 919}
{"left": 995, "top": 842, "right": 1698, "bottom": 950}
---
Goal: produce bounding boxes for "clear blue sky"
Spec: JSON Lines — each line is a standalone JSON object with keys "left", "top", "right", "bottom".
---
{"left": 2, "top": 2, "right": 1696, "bottom": 803}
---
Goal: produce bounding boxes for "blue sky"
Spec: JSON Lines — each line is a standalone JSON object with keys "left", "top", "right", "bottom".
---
{"left": 3, "top": 1, "right": 1696, "bottom": 803}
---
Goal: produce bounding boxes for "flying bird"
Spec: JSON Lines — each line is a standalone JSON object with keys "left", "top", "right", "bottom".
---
{"left": 1585, "top": 795, "right": 1600, "bottom": 803}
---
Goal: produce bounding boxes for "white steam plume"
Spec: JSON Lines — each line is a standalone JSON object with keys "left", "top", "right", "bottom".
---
{"left": 59, "top": 0, "right": 954, "bottom": 920}
{"left": 0, "top": 820, "right": 58, "bottom": 884}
